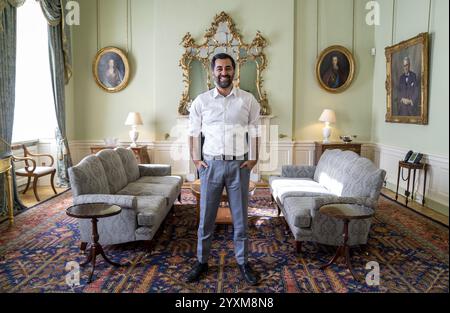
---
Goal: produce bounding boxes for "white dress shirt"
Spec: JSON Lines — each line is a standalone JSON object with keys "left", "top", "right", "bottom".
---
{"left": 188, "top": 87, "right": 261, "bottom": 157}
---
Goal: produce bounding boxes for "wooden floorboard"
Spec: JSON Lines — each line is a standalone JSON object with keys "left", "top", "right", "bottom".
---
{"left": 19, "top": 186, "right": 68, "bottom": 208}
{"left": 381, "top": 187, "right": 448, "bottom": 226}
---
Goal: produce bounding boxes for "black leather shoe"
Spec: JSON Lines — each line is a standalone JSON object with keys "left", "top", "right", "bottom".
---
{"left": 186, "top": 262, "right": 208, "bottom": 283}
{"left": 238, "top": 263, "right": 259, "bottom": 286}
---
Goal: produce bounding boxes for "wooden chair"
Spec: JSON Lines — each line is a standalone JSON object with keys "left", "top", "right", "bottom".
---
{"left": 12, "top": 144, "right": 57, "bottom": 202}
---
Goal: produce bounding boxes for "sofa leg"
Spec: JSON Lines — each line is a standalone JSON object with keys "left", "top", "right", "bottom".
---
{"left": 80, "top": 242, "right": 88, "bottom": 254}
{"left": 296, "top": 241, "right": 302, "bottom": 254}
{"left": 277, "top": 206, "right": 281, "bottom": 217}
{"left": 178, "top": 193, "right": 182, "bottom": 203}
{"left": 144, "top": 240, "right": 154, "bottom": 252}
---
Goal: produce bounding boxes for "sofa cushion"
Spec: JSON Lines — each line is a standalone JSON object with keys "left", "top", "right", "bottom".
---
{"left": 114, "top": 147, "right": 140, "bottom": 183}
{"left": 270, "top": 177, "right": 333, "bottom": 204}
{"left": 134, "top": 195, "right": 167, "bottom": 227}
{"left": 116, "top": 182, "right": 179, "bottom": 206}
{"left": 314, "top": 149, "right": 360, "bottom": 196}
{"left": 283, "top": 197, "right": 313, "bottom": 228}
{"left": 139, "top": 164, "right": 171, "bottom": 177}
{"left": 136, "top": 175, "right": 183, "bottom": 188}
{"left": 96, "top": 149, "right": 129, "bottom": 194}
{"left": 68, "top": 155, "right": 110, "bottom": 196}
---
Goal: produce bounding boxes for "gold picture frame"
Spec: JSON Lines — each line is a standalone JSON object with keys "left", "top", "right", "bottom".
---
{"left": 93, "top": 47, "right": 130, "bottom": 93}
{"left": 316, "top": 45, "right": 355, "bottom": 93}
{"left": 178, "top": 11, "right": 270, "bottom": 115}
{"left": 385, "top": 32, "right": 429, "bottom": 124}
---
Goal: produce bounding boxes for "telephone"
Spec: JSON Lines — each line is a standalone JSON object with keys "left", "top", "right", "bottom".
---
{"left": 404, "top": 150, "right": 423, "bottom": 164}
{"left": 404, "top": 150, "right": 413, "bottom": 162}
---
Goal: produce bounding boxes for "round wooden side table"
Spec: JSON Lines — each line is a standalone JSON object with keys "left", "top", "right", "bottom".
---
{"left": 319, "top": 204, "right": 374, "bottom": 281}
{"left": 66, "top": 203, "right": 128, "bottom": 283}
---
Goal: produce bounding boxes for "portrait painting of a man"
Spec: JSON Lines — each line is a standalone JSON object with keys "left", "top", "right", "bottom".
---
{"left": 395, "top": 56, "right": 420, "bottom": 116}
{"left": 316, "top": 46, "right": 354, "bottom": 93}
{"left": 322, "top": 54, "right": 348, "bottom": 89}
{"left": 385, "top": 33, "right": 428, "bottom": 124}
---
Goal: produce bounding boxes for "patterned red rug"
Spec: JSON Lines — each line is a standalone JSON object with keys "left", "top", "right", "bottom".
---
{"left": 0, "top": 188, "right": 448, "bottom": 293}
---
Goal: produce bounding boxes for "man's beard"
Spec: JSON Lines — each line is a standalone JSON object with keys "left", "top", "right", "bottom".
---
{"left": 215, "top": 75, "right": 233, "bottom": 88}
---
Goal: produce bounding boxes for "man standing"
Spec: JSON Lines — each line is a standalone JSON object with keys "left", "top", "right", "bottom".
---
{"left": 397, "top": 56, "right": 420, "bottom": 116}
{"left": 186, "top": 53, "right": 260, "bottom": 285}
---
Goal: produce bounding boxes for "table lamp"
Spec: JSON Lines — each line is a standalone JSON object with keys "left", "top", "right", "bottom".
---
{"left": 125, "top": 112, "right": 143, "bottom": 147}
{"left": 318, "top": 109, "right": 336, "bottom": 143}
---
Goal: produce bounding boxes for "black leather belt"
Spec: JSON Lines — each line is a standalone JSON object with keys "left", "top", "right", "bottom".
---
{"left": 203, "top": 153, "right": 248, "bottom": 161}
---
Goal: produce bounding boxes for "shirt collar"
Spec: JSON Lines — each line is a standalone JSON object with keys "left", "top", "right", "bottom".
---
{"left": 213, "top": 86, "right": 237, "bottom": 99}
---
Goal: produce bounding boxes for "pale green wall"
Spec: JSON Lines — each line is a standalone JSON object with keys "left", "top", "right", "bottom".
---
{"left": 71, "top": 0, "right": 294, "bottom": 141}
{"left": 72, "top": 0, "right": 156, "bottom": 141}
{"left": 294, "top": 0, "right": 375, "bottom": 142}
{"left": 371, "top": 0, "right": 449, "bottom": 157}
{"left": 71, "top": 0, "right": 448, "bottom": 158}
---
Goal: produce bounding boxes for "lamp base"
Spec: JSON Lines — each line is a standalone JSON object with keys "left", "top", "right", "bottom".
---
{"left": 129, "top": 128, "right": 139, "bottom": 148}
{"left": 322, "top": 125, "right": 331, "bottom": 143}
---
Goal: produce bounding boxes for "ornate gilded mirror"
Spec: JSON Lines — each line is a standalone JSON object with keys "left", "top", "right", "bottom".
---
{"left": 178, "top": 12, "right": 270, "bottom": 115}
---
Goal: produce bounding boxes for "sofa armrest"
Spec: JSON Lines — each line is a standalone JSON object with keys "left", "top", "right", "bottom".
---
{"left": 311, "top": 196, "right": 376, "bottom": 217}
{"left": 139, "top": 164, "right": 171, "bottom": 177}
{"left": 73, "top": 194, "right": 137, "bottom": 209}
{"left": 281, "top": 165, "right": 316, "bottom": 179}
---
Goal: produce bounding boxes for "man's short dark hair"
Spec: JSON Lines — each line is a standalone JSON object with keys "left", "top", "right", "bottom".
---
{"left": 211, "top": 53, "right": 236, "bottom": 70}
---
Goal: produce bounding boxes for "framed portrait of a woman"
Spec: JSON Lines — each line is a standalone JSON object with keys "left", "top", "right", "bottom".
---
{"left": 316, "top": 45, "right": 355, "bottom": 93}
{"left": 93, "top": 47, "right": 130, "bottom": 92}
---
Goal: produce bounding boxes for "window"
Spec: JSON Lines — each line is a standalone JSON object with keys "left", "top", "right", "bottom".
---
{"left": 12, "top": 0, "right": 57, "bottom": 143}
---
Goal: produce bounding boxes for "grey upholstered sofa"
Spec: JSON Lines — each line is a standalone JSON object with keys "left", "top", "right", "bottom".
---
{"left": 68, "top": 147, "right": 182, "bottom": 249}
{"left": 269, "top": 149, "right": 386, "bottom": 253}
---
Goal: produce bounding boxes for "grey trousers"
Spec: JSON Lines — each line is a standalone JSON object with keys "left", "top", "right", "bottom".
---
{"left": 197, "top": 160, "right": 250, "bottom": 265}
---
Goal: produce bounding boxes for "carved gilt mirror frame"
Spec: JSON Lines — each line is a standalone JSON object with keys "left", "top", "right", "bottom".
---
{"left": 178, "top": 11, "right": 271, "bottom": 116}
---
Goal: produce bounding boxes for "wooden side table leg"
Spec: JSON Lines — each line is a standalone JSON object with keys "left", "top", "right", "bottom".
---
{"left": 321, "top": 246, "right": 342, "bottom": 269}
{"left": 98, "top": 244, "right": 125, "bottom": 267}
{"left": 395, "top": 164, "right": 401, "bottom": 201}
{"left": 321, "top": 219, "right": 350, "bottom": 270}
{"left": 411, "top": 169, "right": 417, "bottom": 202}
{"left": 345, "top": 245, "right": 358, "bottom": 281}
{"left": 405, "top": 168, "right": 411, "bottom": 206}
{"left": 88, "top": 218, "right": 99, "bottom": 283}
{"left": 422, "top": 167, "right": 428, "bottom": 206}
{"left": 88, "top": 246, "right": 98, "bottom": 283}
{"left": 80, "top": 242, "right": 88, "bottom": 254}
{"left": 80, "top": 245, "right": 93, "bottom": 266}
{"left": 341, "top": 219, "right": 359, "bottom": 280}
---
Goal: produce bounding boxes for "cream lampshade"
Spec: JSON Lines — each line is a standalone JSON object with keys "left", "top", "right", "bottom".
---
{"left": 318, "top": 109, "right": 336, "bottom": 143}
{"left": 125, "top": 112, "right": 143, "bottom": 147}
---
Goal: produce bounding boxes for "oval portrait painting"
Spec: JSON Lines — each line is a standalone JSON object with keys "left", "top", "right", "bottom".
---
{"left": 316, "top": 45, "right": 355, "bottom": 93}
{"left": 93, "top": 47, "right": 130, "bottom": 92}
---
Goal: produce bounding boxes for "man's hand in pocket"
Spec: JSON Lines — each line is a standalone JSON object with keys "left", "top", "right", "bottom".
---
{"left": 194, "top": 160, "right": 208, "bottom": 171}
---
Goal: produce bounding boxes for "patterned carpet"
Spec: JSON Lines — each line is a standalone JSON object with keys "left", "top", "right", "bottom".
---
{"left": 0, "top": 188, "right": 448, "bottom": 293}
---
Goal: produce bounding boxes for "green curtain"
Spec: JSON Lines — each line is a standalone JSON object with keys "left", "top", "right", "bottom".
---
{"left": 39, "top": 0, "right": 73, "bottom": 187}
{"left": 0, "top": 0, "right": 25, "bottom": 217}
